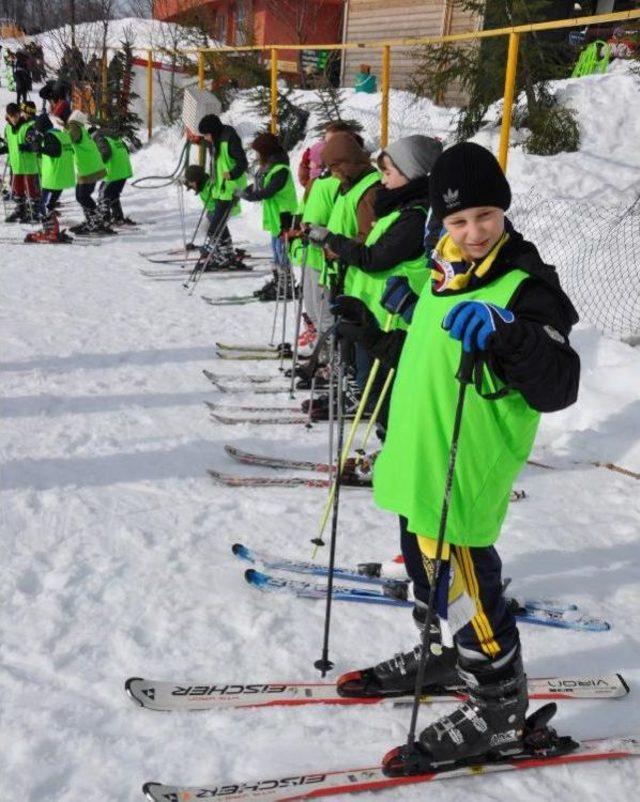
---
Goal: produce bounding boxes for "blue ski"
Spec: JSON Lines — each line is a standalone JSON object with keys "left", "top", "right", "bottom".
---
{"left": 242, "top": 566, "right": 611, "bottom": 631}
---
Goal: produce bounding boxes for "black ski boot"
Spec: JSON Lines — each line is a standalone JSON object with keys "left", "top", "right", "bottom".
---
{"left": 5, "top": 200, "right": 28, "bottom": 223}
{"left": 337, "top": 621, "right": 459, "bottom": 699}
{"left": 383, "top": 646, "right": 533, "bottom": 776}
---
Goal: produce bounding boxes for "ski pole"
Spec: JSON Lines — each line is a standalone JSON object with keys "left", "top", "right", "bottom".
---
{"left": 184, "top": 201, "right": 234, "bottom": 293}
{"left": 403, "top": 348, "right": 475, "bottom": 758}
{"left": 289, "top": 238, "right": 309, "bottom": 396}
{"left": 356, "top": 365, "right": 396, "bottom": 459}
{"left": 279, "top": 243, "right": 290, "bottom": 373}
{"left": 312, "top": 313, "right": 394, "bottom": 552}
{"left": 314, "top": 333, "right": 347, "bottom": 677}
{"left": 269, "top": 257, "right": 284, "bottom": 347}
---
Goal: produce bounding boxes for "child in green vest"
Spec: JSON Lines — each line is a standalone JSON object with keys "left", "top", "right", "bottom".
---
{"left": 92, "top": 126, "right": 134, "bottom": 226}
{"left": 25, "top": 101, "right": 76, "bottom": 243}
{"left": 238, "top": 132, "right": 298, "bottom": 270}
{"left": 334, "top": 143, "right": 580, "bottom": 768}
{"left": 1, "top": 102, "right": 41, "bottom": 223}
{"left": 197, "top": 114, "right": 247, "bottom": 260}
{"left": 61, "top": 106, "right": 111, "bottom": 234}
{"left": 183, "top": 163, "right": 243, "bottom": 270}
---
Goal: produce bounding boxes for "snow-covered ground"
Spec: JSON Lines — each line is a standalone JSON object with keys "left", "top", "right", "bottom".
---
{"left": 1, "top": 56, "right": 640, "bottom": 802}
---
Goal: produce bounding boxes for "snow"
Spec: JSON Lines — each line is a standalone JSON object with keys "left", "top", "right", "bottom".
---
{"left": 1, "top": 49, "right": 640, "bottom": 802}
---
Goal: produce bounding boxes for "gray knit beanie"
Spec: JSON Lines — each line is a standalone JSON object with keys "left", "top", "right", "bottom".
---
{"left": 383, "top": 135, "right": 443, "bottom": 180}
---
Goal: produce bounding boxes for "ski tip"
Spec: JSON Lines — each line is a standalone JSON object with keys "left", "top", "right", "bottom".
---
{"left": 224, "top": 444, "right": 236, "bottom": 456}
{"left": 142, "top": 782, "right": 162, "bottom": 801}
{"left": 618, "top": 673, "right": 631, "bottom": 695}
{"left": 124, "top": 677, "right": 145, "bottom": 706}
{"left": 245, "top": 568, "right": 266, "bottom": 586}
{"left": 232, "top": 543, "right": 251, "bottom": 560}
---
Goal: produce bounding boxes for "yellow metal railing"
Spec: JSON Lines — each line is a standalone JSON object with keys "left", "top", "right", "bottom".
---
{"left": 124, "top": 8, "right": 639, "bottom": 166}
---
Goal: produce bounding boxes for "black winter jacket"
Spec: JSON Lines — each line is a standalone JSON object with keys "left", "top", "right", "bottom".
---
{"left": 370, "top": 222, "right": 580, "bottom": 414}
{"left": 208, "top": 125, "right": 248, "bottom": 181}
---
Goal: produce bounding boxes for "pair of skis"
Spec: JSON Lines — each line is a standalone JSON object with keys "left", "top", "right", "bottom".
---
{"left": 233, "top": 542, "right": 610, "bottom": 631}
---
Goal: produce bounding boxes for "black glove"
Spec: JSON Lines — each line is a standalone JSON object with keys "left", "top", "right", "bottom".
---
{"left": 332, "top": 296, "right": 383, "bottom": 350}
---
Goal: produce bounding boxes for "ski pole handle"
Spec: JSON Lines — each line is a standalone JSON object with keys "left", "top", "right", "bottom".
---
{"left": 456, "top": 348, "right": 475, "bottom": 385}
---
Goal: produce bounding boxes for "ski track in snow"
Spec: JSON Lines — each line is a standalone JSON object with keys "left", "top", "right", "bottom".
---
{"left": 1, "top": 67, "right": 640, "bottom": 802}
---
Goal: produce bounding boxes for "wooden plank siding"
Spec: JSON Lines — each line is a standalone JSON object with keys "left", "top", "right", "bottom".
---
{"left": 342, "top": 0, "right": 479, "bottom": 107}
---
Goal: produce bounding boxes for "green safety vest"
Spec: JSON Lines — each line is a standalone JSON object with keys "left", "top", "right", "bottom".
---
{"left": 4, "top": 122, "right": 39, "bottom": 175}
{"left": 212, "top": 139, "right": 247, "bottom": 203}
{"left": 72, "top": 123, "right": 105, "bottom": 178}
{"left": 322, "top": 170, "right": 380, "bottom": 287}
{"left": 346, "top": 206, "right": 429, "bottom": 329}
{"left": 104, "top": 136, "right": 133, "bottom": 182}
{"left": 41, "top": 129, "right": 76, "bottom": 190}
{"left": 198, "top": 179, "right": 217, "bottom": 211}
{"left": 290, "top": 174, "right": 340, "bottom": 270}
{"left": 373, "top": 268, "right": 541, "bottom": 547}
{"left": 261, "top": 163, "right": 298, "bottom": 236}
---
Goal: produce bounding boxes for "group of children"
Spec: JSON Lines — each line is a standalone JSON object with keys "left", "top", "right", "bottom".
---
{"left": 1, "top": 97, "right": 134, "bottom": 242}
{"left": 188, "top": 112, "right": 582, "bottom": 768}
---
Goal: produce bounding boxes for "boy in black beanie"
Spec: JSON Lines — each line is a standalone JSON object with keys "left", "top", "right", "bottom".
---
{"left": 334, "top": 142, "right": 581, "bottom": 770}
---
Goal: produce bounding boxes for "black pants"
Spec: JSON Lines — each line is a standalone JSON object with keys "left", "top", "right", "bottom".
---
{"left": 40, "top": 188, "right": 62, "bottom": 217}
{"left": 206, "top": 200, "right": 233, "bottom": 250}
{"left": 76, "top": 181, "right": 97, "bottom": 212}
{"left": 101, "top": 178, "right": 126, "bottom": 205}
{"left": 400, "top": 516, "right": 519, "bottom": 661}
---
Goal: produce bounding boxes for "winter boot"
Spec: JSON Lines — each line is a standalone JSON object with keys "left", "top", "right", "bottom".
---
{"left": 5, "top": 198, "right": 28, "bottom": 223}
{"left": 415, "top": 646, "right": 528, "bottom": 766}
{"left": 110, "top": 199, "right": 136, "bottom": 226}
{"left": 337, "top": 620, "right": 459, "bottom": 699}
{"left": 24, "top": 211, "right": 72, "bottom": 243}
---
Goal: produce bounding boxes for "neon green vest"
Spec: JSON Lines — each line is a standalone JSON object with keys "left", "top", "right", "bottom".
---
{"left": 345, "top": 207, "right": 429, "bottom": 329}
{"left": 290, "top": 174, "right": 340, "bottom": 270}
{"left": 104, "top": 136, "right": 133, "bottom": 181}
{"left": 213, "top": 139, "right": 247, "bottom": 202}
{"left": 261, "top": 163, "right": 298, "bottom": 236}
{"left": 322, "top": 170, "right": 380, "bottom": 287}
{"left": 41, "top": 129, "right": 76, "bottom": 190}
{"left": 199, "top": 179, "right": 217, "bottom": 211}
{"left": 5, "top": 122, "right": 39, "bottom": 175}
{"left": 373, "top": 268, "right": 541, "bottom": 547}
{"left": 72, "top": 124, "right": 105, "bottom": 177}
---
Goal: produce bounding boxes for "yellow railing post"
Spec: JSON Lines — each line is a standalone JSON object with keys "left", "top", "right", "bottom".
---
{"left": 498, "top": 32, "right": 520, "bottom": 172}
{"left": 380, "top": 44, "right": 391, "bottom": 148}
{"left": 146, "top": 49, "right": 153, "bottom": 141}
{"left": 101, "top": 54, "right": 108, "bottom": 121}
{"left": 198, "top": 49, "right": 206, "bottom": 167}
{"left": 270, "top": 47, "right": 278, "bottom": 135}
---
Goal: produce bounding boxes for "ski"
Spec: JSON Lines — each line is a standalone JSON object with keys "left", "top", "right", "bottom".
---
{"left": 244, "top": 569, "right": 611, "bottom": 631}
{"left": 0, "top": 236, "right": 101, "bottom": 246}
{"left": 203, "top": 369, "right": 277, "bottom": 385}
{"left": 206, "top": 402, "right": 299, "bottom": 414}
{"left": 209, "top": 412, "right": 310, "bottom": 426}
{"left": 216, "top": 350, "right": 291, "bottom": 361}
{"left": 208, "top": 382, "right": 291, "bottom": 395}
{"left": 201, "top": 295, "right": 263, "bottom": 306}
{"left": 216, "top": 341, "right": 281, "bottom": 352}
{"left": 232, "top": 544, "right": 580, "bottom": 615}
{"left": 225, "top": 445, "right": 336, "bottom": 472}
{"left": 208, "top": 470, "right": 330, "bottom": 487}
{"left": 142, "top": 736, "right": 640, "bottom": 802}
{"left": 125, "top": 673, "right": 628, "bottom": 713}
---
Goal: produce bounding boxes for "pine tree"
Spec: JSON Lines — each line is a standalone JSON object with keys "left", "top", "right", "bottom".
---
{"left": 104, "top": 41, "right": 143, "bottom": 151}
{"left": 247, "top": 83, "right": 310, "bottom": 152}
{"left": 410, "top": 0, "right": 580, "bottom": 155}
{"left": 303, "top": 52, "right": 363, "bottom": 136}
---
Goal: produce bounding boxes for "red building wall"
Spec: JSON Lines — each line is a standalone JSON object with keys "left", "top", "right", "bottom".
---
{"left": 154, "top": 1, "right": 344, "bottom": 59}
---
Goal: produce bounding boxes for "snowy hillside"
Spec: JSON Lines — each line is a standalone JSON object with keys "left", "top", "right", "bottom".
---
{"left": 1, "top": 44, "right": 640, "bottom": 802}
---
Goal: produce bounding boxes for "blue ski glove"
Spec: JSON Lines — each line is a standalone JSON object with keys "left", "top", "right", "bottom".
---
{"left": 442, "top": 301, "right": 515, "bottom": 353}
{"left": 381, "top": 276, "right": 419, "bottom": 324}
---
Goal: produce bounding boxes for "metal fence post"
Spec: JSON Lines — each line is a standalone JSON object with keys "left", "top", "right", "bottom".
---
{"left": 380, "top": 44, "right": 391, "bottom": 148}
{"left": 498, "top": 32, "right": 520, "bottom": 172}
{"left": 147, "top": 49, "right": 153, "bottom": 141}
{"left": 270, "top": 47, "right": 278, "bottom": 135}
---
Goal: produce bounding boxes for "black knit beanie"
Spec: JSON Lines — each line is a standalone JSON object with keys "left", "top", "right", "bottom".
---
{"left": 429, "top": 142, "right": 511, "bottom": 221}
{"left": 198, "top": 114, "right": 222, "bottom": 138}
{"left": 184, "top": 164, "right": 208, "bottom": 192}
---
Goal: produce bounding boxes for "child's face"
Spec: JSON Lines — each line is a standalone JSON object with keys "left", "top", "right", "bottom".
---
{"left": 380, "top": 154, "right": 408, "bottom": 190}
{"left": 443, "top": 206, "right": 505, "bottom": 261}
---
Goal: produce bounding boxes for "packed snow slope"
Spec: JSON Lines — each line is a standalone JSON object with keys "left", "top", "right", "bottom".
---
{"left": 1, "top": 63, "right": 640, "bottom": 802}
